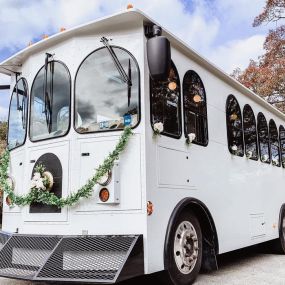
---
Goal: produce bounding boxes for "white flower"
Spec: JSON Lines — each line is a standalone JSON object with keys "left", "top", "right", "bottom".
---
{"left": 188, "top": 133, "right": 196, "bottom": 143}
{"left": 33, "top": 172, "right": 41, "bottom": 181}
{"left": 262, "top": 154, "right": 269, "bottom": 161}
{"left": 231, "top": 145, "right": 238, "bottom": 152}
{"left": 153, "top": 122, "right": 164, "bottom": 134}
{"left": 36, "top": 179, "right": 46, "bottom": 190}
{"left": 246, "top": 151, "right": 253, "bottom": 158}
{"left": 30, "top": 180, "right": 37, "bottom": 189}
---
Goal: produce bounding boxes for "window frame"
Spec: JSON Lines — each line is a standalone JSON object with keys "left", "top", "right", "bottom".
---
{"left": 279, "top": 125, "right": 285, "bottom": 168}
{"left": 182, "top": 70, "right": 208, "bottom": 147}
{"left": 226, "top": 94, "right": 244, "bottom": 157}
{"left": 257, "top": 112, "right": 271, "bottom": 164}
{"left": 29, "top": 60, "right": 72, "bottom": 143}
{"left": 149, "top": 61, "right": 182, "bottom": 139}
{"left": 7, "top": 77, "right": 29, "bottom": 151}
{"left": 269, "top": 119, "right": 280, "bottom": 167}
{"left": 242, "top": 104, "right": 258, "bottom": 161}
{"left": 74, "top": 46, "right": 141, "bottom": 135}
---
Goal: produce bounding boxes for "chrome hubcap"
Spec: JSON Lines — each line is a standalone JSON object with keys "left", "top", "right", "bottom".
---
{"left": 174, "top": 221, "right": 199, "bottom": 274}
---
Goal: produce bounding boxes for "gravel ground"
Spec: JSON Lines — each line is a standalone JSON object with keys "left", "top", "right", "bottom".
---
{"left": 1, "top": 245, "right": 285, "bottom": 285}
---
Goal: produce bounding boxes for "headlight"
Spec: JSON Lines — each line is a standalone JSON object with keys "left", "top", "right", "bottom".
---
{"left": 6, "top": 176, "right": 15, "bottom": 190}
{"left": 99, "top": 188, "right": 110, "bottom": 202}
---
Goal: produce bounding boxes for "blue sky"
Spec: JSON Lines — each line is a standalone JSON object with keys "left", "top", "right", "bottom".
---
{"left": 0, "top": 0, "right": 271, "bottom": 119}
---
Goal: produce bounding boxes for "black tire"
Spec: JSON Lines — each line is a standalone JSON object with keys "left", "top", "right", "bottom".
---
{"left": 272, "top": 208, "right": 285, "bottom": 254}
{"left": 162, "top": 210, "right": 203, "bottom": 285}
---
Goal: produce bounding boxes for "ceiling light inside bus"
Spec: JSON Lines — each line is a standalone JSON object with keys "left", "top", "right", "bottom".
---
{"left": 98, "top": 171, "right": 112, "bottom": 186}
{"left": 193, "top": 94, "right": 202, "bottom": 103}
{"left": 168, "top": 81, "right": 177, "bottom": 91}
{"left": 99, "top": 188, "right": 110, "bottom": 202}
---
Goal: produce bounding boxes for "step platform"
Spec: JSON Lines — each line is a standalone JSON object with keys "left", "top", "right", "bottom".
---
{"left": 0, "top": 231, "right": 144, "bottom": 283}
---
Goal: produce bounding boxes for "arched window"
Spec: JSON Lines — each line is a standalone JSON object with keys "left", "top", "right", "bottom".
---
{"left": 30, "top": 61, "right": 71, "bottom": 141}
{"left": 257, "top": 113, "right": 270, "bottom": 163}
{"left": 269, "top": 119, "right": 280, "bottom": 167}
{"left": 150, "top": 61, "right": 182, "bottom": 138}
{"left": 226, "top": 95, "right": 244, "bottom": 156}
{"left": 183, "top": 70, "right": 208, "bottom": 146}
{"left": 243, "top": 104, "right": 258, "bottom": 160}
{"left": 279, "top": 125, "right": 285, "bottom": 168}
{"left": 75, "top": 46, "right": 140, "bottom": 133}
{"left": 7, "top": 78, "right": 28, "bottom": 150}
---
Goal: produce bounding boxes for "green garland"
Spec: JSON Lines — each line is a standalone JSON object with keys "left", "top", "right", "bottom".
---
{"left": 0, "top": 127, "right": 133, "bottom": 208}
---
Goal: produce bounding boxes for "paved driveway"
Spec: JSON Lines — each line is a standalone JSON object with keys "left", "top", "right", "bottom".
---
{"left": 2, "top": 245, "right": 285, "bottom": 285}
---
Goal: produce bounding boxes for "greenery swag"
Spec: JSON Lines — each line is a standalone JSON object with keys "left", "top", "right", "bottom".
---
{"left": 0, "top": 127, "right": 133, "bottom": 208}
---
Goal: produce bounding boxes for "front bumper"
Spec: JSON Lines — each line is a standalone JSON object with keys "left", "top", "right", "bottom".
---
{"left": 0, "top": 231, "right": 144, "bottom": 283}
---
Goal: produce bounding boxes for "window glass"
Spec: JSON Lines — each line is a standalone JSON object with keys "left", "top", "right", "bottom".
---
{"left": 257, "top": 113, "right": 270, "bottom": 163}
{"left": 226, "top": 95, "right": 244, "bottom": 156}
{"left": 269, "top": 119, "right": 280, "bottom": 167}
{"left": 279, "top": 125, "right": 285, "bottom": 168}
{"left": 150, "top": 62, "right": 181, "bottom": 138}
{"left": 243, "top": 104, "right": 258, "bottom": 160}
{"left": 8, "top": 78, "right": 28, "bottom": 150}
{"left": 183, "top": 70, "right": 208, "bottom": 146}
{"left": 75, "top": 47, "right": 140, "bottom": 133}
{"left": 30, "top": 61, "right": 71, "bottom": 141}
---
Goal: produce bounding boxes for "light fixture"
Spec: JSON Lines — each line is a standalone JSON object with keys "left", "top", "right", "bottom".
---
{"left": 42, "top": 34, "right": 49, "bottom": 39}
{"left": 168, "top": 81, "right": 177, "bottom": 91}
{"left": 147, "top": 201, "right": 154, "bottom": 216}
{"left": 6, "top": 176, "right": 15, "bottom": 190}
{"left": 60, "top": 27, "right": 66, "bottom": 32}
{"left": 127, "top": 4, "right": 134, "bottom": 9}
{"left": 193, "top": 94, "right": 202, "bottom": 103}
{"left": 230, "top": 113, "right": 238, "bottom": 121}
{"left": 98, "top": 171, "right": 112, "bottom": 186}
{"left": 99, "top": 188, "right": 110, "bottom": 202}
{"left": 6, "top": 196, "right": 12, "bottom": 206}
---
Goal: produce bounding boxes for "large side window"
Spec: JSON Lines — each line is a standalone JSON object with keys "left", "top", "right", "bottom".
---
{"left": 280, "top": 125, "right": 285, "bottom": 168}
{"left": 75, "top": 47, "right": 140, "bottom": 133}
{"left": 150, "top": 62, "right": 182, "bottom": 138}
{"left": 269, "top": 119, "right": 280, "bottom": 167}
{"left": 183, "top": 70, "right": 208, "bottom": 146}
{"left": 30, "top": 61, "right": 71, "bottom": 141}
{"left": 226, "top": 95, "right": 244, "bottom": 156}
{"left": 257, "top": 113, "right": 270, "bottom": 163}
{"left": 7, "top": 78, "right": 28, "bottom": 150}
{"left": 243, "top": 104, "right": 258, "bottom": 160}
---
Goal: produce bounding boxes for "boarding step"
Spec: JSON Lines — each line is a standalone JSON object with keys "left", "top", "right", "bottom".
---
{"left": 0, "top": 232, "right": 143, "bottom": 283}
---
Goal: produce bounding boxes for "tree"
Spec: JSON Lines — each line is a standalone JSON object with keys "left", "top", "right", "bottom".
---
{"left": 232, "top": 0, "right": 285, "bottom": 112}
{"left": 0, "top": 122, "right": 7, "bottom": 154}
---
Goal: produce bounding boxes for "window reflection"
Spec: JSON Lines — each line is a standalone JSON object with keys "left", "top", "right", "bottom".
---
{"left": 279, "top": 125, "right": 285, "bottom": 168}
{"left": 243, "top": 104, "right": 258, "bottom": 160}
{"left": 183, "top": 70, "right": 208, "bottom": 146}
{"left": 8, "top": 78, "right": 28, "bottom": 150}
{"left": 226, "top": 95, "right": 244, "bottom": 156}
{"left": 150, "top": 62, "right": 181, "bottom": 138}
{"left": 269, "top": 119, "right": 280, "bottom": 167}
{"left": 30, "top": 61, "right": 71, "bottom": 141}
{"left": 257, "top": 113, "right": 270, "bottom": 163}
{"left": 75, "top": 47, "right": 140, "bottom": 133}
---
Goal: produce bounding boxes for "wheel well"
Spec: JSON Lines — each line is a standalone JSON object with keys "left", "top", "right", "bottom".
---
{"left": 164, "top": 198, "right": 219, "bottom": 272}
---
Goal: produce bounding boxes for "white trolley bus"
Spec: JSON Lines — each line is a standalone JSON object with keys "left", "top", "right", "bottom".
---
{"left": 0, "top": 7, "right": 285, "bottom": 285}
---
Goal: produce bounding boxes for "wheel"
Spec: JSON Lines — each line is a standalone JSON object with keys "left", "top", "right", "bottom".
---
{"left": 272, "top": 209, "right": 285, "bottom": 254}
{"left": 163, "top": 211, "right": 203, "bottom": 285}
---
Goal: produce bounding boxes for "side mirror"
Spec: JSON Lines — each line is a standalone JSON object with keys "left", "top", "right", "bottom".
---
{"left": 147, "top": 25, "right": 171, "bottom": 81}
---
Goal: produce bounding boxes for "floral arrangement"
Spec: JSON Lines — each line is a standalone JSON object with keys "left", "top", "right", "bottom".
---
{"left": 186, "top": 133, "right": 196, "bottom": 145}
{"left": 246, "top": 150, "right": 253, "bottom": 159}
{"left": 153, "top": 122, "right": 164, "bottom": 136}
{"left": 231, "top": 145, "right": 238, "bottom": 154}
{"left": 30, "top": 164, "right": 53, "bottom": 191}
{"left": 0, "top": 127, "right": 133, "bottom": 208}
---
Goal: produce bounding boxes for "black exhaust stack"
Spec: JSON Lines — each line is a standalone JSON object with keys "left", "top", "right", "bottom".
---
{"left": 146, "top": 25, "right": 171, "bottom": 81}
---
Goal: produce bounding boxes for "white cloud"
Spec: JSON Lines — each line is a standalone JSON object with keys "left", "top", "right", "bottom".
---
{"left": 209, "top": 34, "right": 265, "bottom": 73}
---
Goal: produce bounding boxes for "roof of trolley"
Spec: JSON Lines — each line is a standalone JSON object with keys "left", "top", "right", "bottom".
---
{"left": 1, "top": 8, "right": 284, "bottom": 121}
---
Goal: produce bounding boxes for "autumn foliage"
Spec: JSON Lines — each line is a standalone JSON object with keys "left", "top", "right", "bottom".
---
{"left": 232, "top": 0, "right": 285, "bottom": 111}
